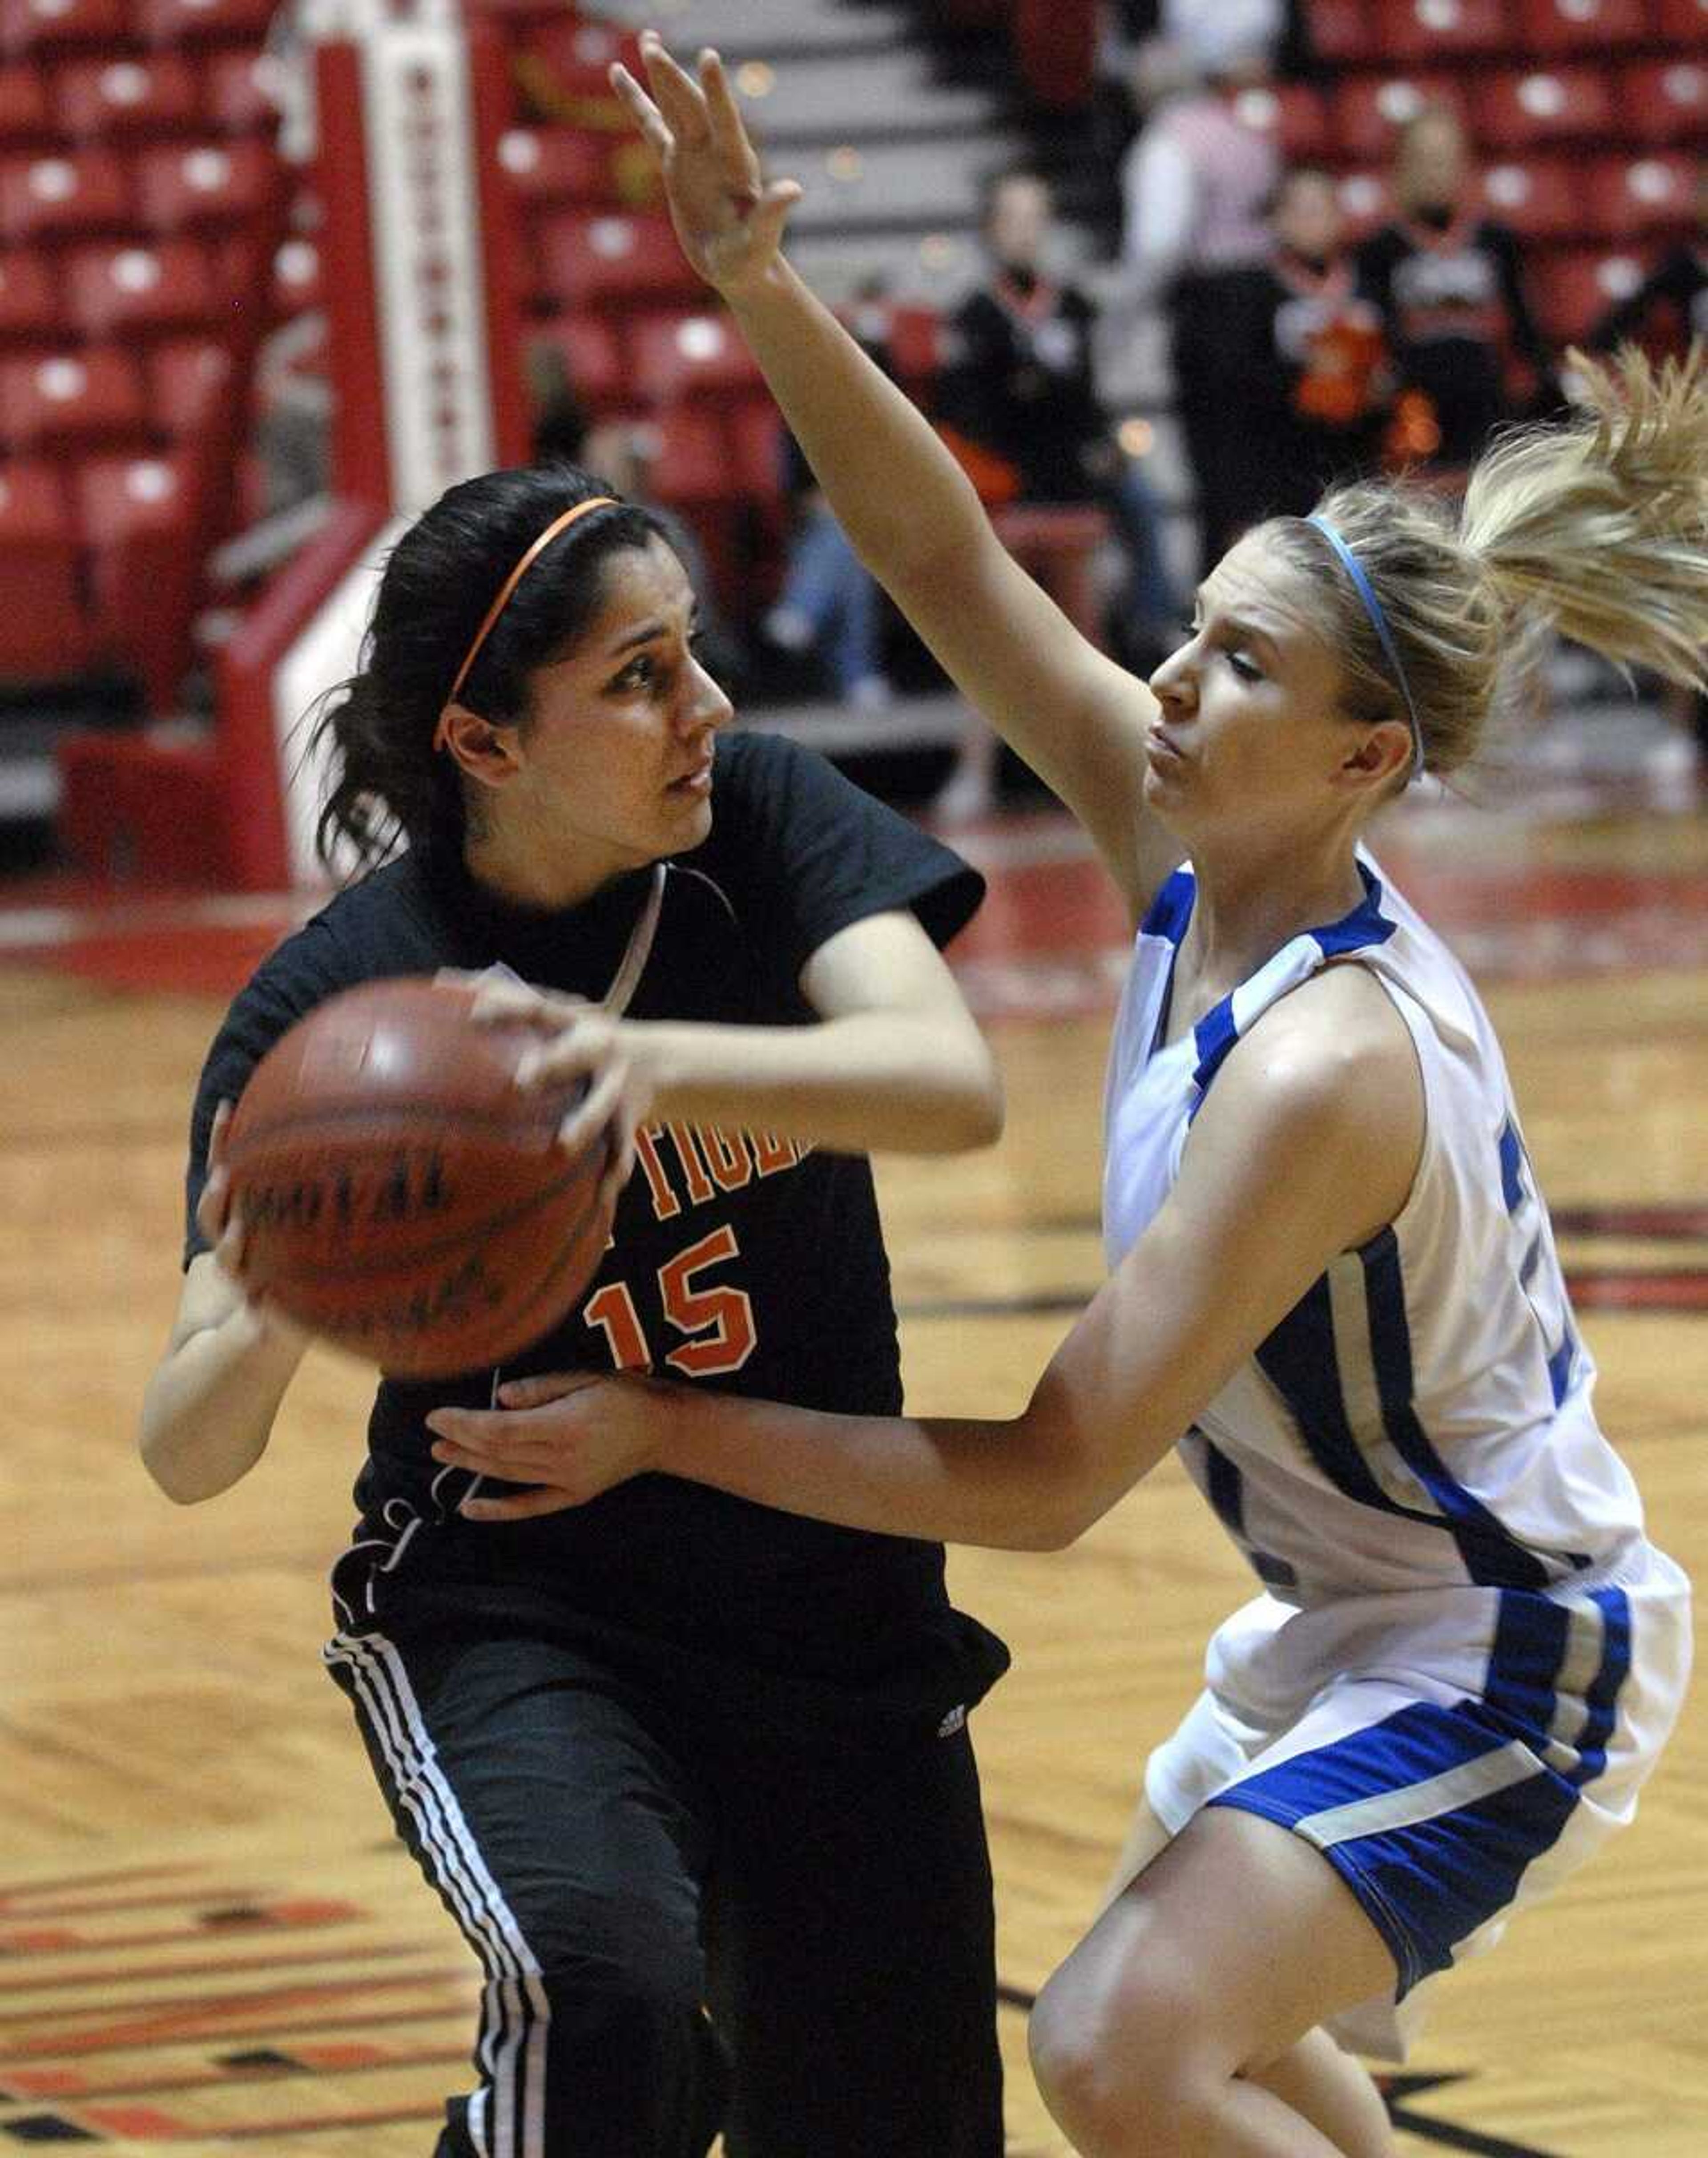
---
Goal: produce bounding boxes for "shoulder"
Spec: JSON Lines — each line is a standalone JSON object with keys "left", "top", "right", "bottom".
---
{"left": 1216, "top": 964, "right": 1420, "bottom": 1143}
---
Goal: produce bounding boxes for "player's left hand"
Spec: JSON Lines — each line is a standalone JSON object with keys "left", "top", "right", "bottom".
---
{"left": 425, "top": 1371, "right": 667, "bottom": 1520}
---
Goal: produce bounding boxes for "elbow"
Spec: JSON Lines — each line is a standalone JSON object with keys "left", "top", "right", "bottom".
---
{"left": 938, "top": 1049, "right": 1006, "bottom": 1154}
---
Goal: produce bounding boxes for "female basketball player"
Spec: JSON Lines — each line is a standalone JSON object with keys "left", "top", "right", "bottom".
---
{"left": 139, "top": 465, "right": 1016, "bottom": 2158}
{"left": 426, "top": 39, "right": 1705, "bottom": 2158}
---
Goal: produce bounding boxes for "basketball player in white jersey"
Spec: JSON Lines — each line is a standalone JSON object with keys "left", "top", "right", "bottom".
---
{"left": 425, "top": 39, "right": 1708, "bottom": 2157}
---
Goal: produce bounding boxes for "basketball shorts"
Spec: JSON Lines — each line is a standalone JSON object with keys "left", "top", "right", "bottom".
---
{"left": 1142, "top": 1541, "right": 1691, "bottom": 2058}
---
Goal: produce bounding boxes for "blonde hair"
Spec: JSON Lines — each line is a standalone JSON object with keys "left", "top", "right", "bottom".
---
{"left": 1261, "top": 345, "right": 1708, "bottom": 781}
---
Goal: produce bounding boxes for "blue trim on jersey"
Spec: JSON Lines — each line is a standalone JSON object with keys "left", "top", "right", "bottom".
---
{"left": 1141, "top": 867, "right": 1196, "bottom": 947}
{"left": 1187, "top": 862, "right": 1398, "bottom": 1108}
{"left": 1255, "top": 1276, "right": 1410, "bottom": 1516}
{"left": 1570, "top": 1587, "right": 1632, "bottom": 1787}
{"left": 1547, "top": 1327, "right": 1578, "bottom": 1408}
{"left": 1194, "top": 1428, "right": 1298, "bottom": 1589}
{"left": 1497, "top": 1119, "right": 1526, "bottom": 1214}
{"left": 1361, "top": 1230, "right": 1552, "bottom": 1591}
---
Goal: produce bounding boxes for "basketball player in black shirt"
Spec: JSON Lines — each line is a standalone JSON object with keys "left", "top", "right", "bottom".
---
{"left": 139, "top": 468, "right": 1011, "bottom": 2158}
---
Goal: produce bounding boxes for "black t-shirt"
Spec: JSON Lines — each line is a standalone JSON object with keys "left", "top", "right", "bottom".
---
{"left": 1589, "top": 242, "right": 1708, "bottom": 361}
{"left": 939, "top": 277, "right": 1105, "bottom": 503}
{"left": 186, "top": 730, "right": 1007, "bottom": 1705}
{"left": 1357, "top": 214, "right": 1553, "bottom": 468}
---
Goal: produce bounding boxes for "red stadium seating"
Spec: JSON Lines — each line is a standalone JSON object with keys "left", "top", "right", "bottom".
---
{"left": 632, "top": 405, "right": 729, "bottom": 508}
{"left": 201, "top": 46, "right": 283, "bottom": 134}
{"left": 1473, "top": 67, "right": 1617, "bottom": 153}
{"left": 1619, "top": 60, "right": 1707, "bottom": 150}
{"left": 133, "top": 0, "right": 276, "bottom": 46}
{"left": 0, "top": 343, "right": 147, "bottom": 449}
{"left": 535, "top": 209, "right": 701, "bottom": 310}
{"left": 266, "top": 232, "right": 320, "bottom": 315}
{"left": 727, "top": 394, "right": 784, "bottom": 505}
{"left": 0, "top": 59, "right": 53, "bottom": 139}
{"left": 1308, "top": 0, "right": 1383, "bottom": 67}
{"left": 1331, "top": 75, "right": 1468, "bottom": 165}
{"left": 1375, "top": 0, "right": 1513, "bottom": 66}
{"left": 0, "top": 248, "right": 61, "bottom": 342}
{"left": 0, "top": 0, "right": 127, "bottom": 59}
{"left": 0, "top": 150, "right": 130, "bottom": 244}
{"left": 0, "top": 459, "right": 89, "bottom": 675}
{"left": 1231, "top": 83, "right": 1333, "bottom": 165}
{"left": 1516, "top": 0, "right": 1650, "bottom": 53}
{"left": 146, "top": 334, "right": 230, "bottom": 429}
{"left": 629, "top": 309, "right": 765, "bottom": 405}
{"left": 77, "top": 450, "right": 203, "bottom": 708}
{"left": 532, "top": 310, "right": 625, "bottom": 408}
{"left": 516, "top": 19, "right": 643, "bottom": 104}
{"left": 134, "top": 137, "right": 277, "bottom": 231}
{"left": 1652, "top": 0, "right": 1708, "bottom": 39}
{"left": 1580, "top": 151, "right": 1699, "bottom": 241}
{"left": 1528, "top": 246, "right": 1646, "bottom": 341}
{"left": 53, "top": 52, "right": 200, "bottom": 138}
{"left": 1335, "top": 169, "right": 1396, "bottom": 239}
{"left": 1477, "top": 156, "right": 1580, "bottom": 240}
{"left": 495, "top": 125, "right": 614, "bottom": 210}
{"left": 63, "top": 236, "right": 219, "bottom": 338}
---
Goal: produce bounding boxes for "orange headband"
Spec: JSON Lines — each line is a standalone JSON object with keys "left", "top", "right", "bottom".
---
{"left": 433, "top": 495, "right": 618, "bottom": 751}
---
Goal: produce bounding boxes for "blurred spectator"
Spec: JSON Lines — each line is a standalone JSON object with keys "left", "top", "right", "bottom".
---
{"left": 763, "top": 296, "right": 895, "bottom": 713}
{"left": 1209, "top": 167, "right": 1393, "bottom": 532}
{"left": 941, "top": 166, "right": 1180, "bottom": 666}
{"left": 1357, "top": 108, "right": 1559, "bottom": 478}
{"left": 1118, "top": 31, "right": 1279, "bottom": 569}
{"left": 1586, "top": 157, "right": 1706, "bottom": 365}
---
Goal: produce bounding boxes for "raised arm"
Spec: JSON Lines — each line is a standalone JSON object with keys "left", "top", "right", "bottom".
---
{"left": 613, "top": 34, "right": 1173, "bottom": 920}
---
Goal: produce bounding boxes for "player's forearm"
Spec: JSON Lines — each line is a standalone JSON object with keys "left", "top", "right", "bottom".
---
{"left": 653, "top": 1385, "right": 1078, "bottom": 1552}
{"left": 631, "top": 1011, "right": 1002, "bottom": 1154}
{"left": 726, "top": 262, "right": 989, "bottom": 586}
{"left": 139, "top": 1306, "right": 303, "bottom": 1503}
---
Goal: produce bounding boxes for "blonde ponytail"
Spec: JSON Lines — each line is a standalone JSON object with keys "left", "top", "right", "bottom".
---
{"left": 1461, "top": 345, "right": 1708, "bottom": 694}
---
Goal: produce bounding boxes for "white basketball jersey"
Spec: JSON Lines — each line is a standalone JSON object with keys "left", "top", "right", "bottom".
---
{"left": 1103, "top": 853, "right": 1649, "bottom": 1606}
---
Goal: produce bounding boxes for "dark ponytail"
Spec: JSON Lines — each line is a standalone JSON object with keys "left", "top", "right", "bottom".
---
{"left": 307, "top": 464, "right": 667, "bottom": 873}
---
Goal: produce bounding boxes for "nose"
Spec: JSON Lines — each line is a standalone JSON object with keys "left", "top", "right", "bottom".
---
{"left": 685, "top": 650, "right": 734, "bottom": 735}
{"left": 1147, "top": 629, "right": 1197, "bottom": 710}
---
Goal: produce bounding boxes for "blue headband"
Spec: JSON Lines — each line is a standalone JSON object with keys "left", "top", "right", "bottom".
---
{"left": 1305, "top": 516, "right": 1425, "bottom": 778}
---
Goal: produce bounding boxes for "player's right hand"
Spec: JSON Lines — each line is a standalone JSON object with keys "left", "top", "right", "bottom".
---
{"left": 611, "top": 33, "right": 801, "bottom": 299}
{"left": 196, "top": 1100, "right": 308, "bottom": 1349}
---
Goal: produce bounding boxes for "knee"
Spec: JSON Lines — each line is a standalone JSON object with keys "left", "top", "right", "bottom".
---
{"left": 1029, "top": 1960, "right": 1220, "bottom": 2158}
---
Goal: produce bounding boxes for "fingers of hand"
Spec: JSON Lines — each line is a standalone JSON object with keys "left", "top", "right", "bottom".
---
{"left": 640, "top": 32, "right": 710, "bottom": 145}
{"left": 516, "top": 1014, "right": 609, "bottom": 1092}
{"left": 461, "top": 1486, "right": 579, "bottom": 1523}
{"left": 495, "top": 1371, "right": 601, "bottom": 1410}
{"left": 610, "top": 61, "right": 673, "bottom": 159}
{"left": 557, "top": 1053, "right": 628, "bottom": 1158}
{"left": 698, "top": 47, "right": 757, "bottom": 177}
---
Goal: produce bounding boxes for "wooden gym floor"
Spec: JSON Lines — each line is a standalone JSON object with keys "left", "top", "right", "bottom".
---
{"left": 0, "top": 750, "right": 1703, "bottom": 2155}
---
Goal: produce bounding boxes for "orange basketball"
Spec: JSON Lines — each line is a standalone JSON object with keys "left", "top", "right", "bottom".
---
{"left": 224, "top": 978, "right": 613, "bottom": 1378}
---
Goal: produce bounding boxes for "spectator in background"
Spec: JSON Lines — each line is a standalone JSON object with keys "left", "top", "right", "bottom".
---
{"left": 1358, "top": 107, "right": 1559, "bottom": 480}
{"left": 1587, "top": 154, "right": 1707, "bottom": 364}
{"left": 1118, "top": 23, "right": 1280, "bottom": 571}
{"left": 940, "top": 166, "right": 1180, "bottom": 669}
{"left": 1211, "top": 166, "right": 1393, "bottom": 533}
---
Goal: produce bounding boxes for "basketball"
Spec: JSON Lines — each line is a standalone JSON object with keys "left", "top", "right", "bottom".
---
{"left": 223, "top": 978, "right": 613, "bottom": 1378}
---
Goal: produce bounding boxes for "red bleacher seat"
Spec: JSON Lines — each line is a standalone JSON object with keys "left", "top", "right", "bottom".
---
{"left": 1376, "top": 0, "right": 1513, "bottom": 65}
{"left": 1515, "top": 0, "right": 1650, "bottom": 53}
{"left": 0, "top": 343, "right": 147, "bottom": 449}
{"left": 1473, "top": 67, "right": 1617, "bottom": 153}
{"left": 1580, "top": 152, "right": 1699, "bottom": 242}
{"left": 134, "top": 137, "right": 275, "bottom": 231}
{"left": 629, "top": 310, "right": 764, "bottom": 405}
{"left": 633, "top": 405, "right": 730, "bottom": 508}
{"left": 201, "top": 46, "right": 282, "bottom": 134}
{"left": 63, "top": 236, "right": 220, "bottom": 338}
{"left": 147, "top": 334, "right": 230, "bottom": 428}
{"left": 532, "top": 311, "right": 624, "bottom": 409}
{"left": 464, "top": 0, "right": 573, "bottom": 21}
{"left": 0, "top": 59, "right": 53, "bottom": 139}
{"left": 1477, "top": 156, "right": 1579, "bottom": 240}
{"left": 728, "top": 395, "right": 784, "bottom": 504}
{"left": 1619, "top": 60, "right": 1707, "bottom": 149}
{"left": 0, "top": 248, "right": 61, "bottom": 342}
{"left": 1331, "top": 76, "right": 1468, "bottom": 165}
{"left": 1308, "top": 0, "right": 1382, "bottom": 65}
{"left": 496, "top": 126, "right": 614, "bottom": 208}
{"left": 1528, "top": 246, "right": 1645, "bottom": 341}
{"left": 53, "top": 52, "right": 200, "bottom": 137}
{"left": 0, "top": 150, "right": 130, "bottom": 244}
{"left": 0, "top": 460, "right": 89, "bottom": 676}
{"left": 267, "top": 232, "right": 319, "bottom": 315}
{"left": 1652, "top": 0, "right": 1708, "bottom": 39}
{"left": 0, "top": 0, "right": 127, "bottom": 58}
{"left": 535, "top": 210, "right": 700, "bottom": 310}
{"left": 133, "top": 0, "right": 275, "bottom": 45}
{"left": 1231, "top": 83, "right": 1332, "bottom": 164}
{"left": 77, "top": 449, "right": 201, "bottom": 707}
{"left": 517, "top": 20, "right": 644, "bottom": 104}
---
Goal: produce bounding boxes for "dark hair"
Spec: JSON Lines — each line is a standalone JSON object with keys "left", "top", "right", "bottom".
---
{"left": 308, "top": 464, "right": 668, "bottom": 873}
{"left": 979, "top": 162, "right": 1051, "bottom": 230}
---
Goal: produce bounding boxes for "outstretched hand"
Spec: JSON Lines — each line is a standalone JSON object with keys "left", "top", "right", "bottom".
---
{"left": 426, "top": 1369, "right": 669, "bottom": 1521}
{"left": 611, "top": 31, "right": 801, "bottom": 297}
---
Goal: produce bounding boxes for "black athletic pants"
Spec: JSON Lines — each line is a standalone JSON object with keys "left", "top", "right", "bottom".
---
{"left": 325, "top": 1621, "right": 1005, "bottom": 2158}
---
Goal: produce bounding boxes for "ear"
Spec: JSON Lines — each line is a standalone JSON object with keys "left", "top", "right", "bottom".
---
{"left": 1337, "top": 720, "right": 1413, "bottom": 796}
{"left": 437, "top": 705, "right": 525, "bottom": 790}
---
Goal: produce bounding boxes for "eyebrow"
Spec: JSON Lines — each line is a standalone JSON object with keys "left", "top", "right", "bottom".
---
{"left": 1192, "top": 590, "right": 1282, "bottom": 663}
{"left": 605, "top": 608, "right": 700, "bottom": 658}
